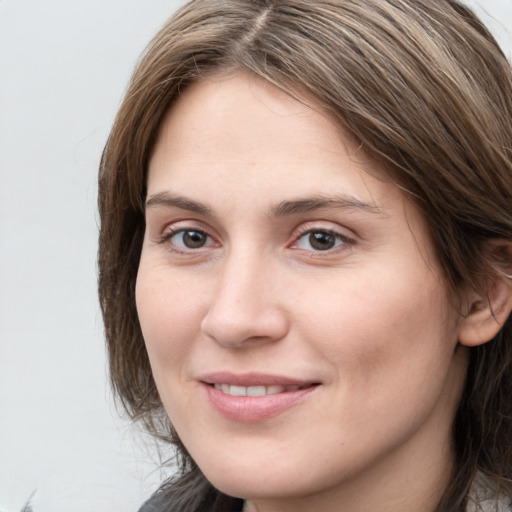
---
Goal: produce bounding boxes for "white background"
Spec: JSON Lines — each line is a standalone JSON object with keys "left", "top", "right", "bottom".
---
{"left": 0, "top": 1, "right": 510, "bottom": 511}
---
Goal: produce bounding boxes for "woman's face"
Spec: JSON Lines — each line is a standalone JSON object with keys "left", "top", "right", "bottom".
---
{"left": 137, "top": 73, "right": 468, "bottom": 510}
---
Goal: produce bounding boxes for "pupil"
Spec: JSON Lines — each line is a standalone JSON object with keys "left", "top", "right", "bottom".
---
{"left": 309, "top": 232, "right": 335, "bottom": 250}
{"left": 183, "top": 231, "right": 206, "bottom": 248}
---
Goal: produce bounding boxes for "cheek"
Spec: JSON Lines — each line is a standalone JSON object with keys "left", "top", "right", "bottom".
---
{"left": 135, "top": 264, "right": 211, "bottom": 425}
{"left": 298, "top": 262, "right": 459, "bottom": 387}
{"left": 135, "top": 264, "right": 206, "bottom": 368}
{"left": 293, "top": 268, "right": 462, "bottom": 466}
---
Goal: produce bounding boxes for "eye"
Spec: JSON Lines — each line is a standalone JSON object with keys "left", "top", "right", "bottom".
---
{"left": 295, "top": 229, "right": 349, "bottom": 252}
{"left": 164, "top": 229, "right": 215, "bottom": 251}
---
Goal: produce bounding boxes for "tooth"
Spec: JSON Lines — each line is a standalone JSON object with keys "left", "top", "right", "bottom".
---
{"left": 221, "top": 384, "right": 230, "bottom": 394}
{"left": 214, "top": 383, "right": 222, "bottom": 390}
{"left": 230, "top": 385, "right": 247, "bottom": 396}
{"left": 247, "top": 386, "right": 266, "bottom": 397}
{"left": 266, "top": 385, "right": 285, "bottom": 395}
{"left": 287, "top": 385, "right": 300, "bottom": 391}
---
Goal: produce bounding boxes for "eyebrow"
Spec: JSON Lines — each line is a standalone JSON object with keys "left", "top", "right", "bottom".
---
{"left": 145, "top": 192, "right": 383, "bottom": 217}
{"left": 145, "top": 192, "right": 212, "bottom": 216}
{"left": 270, "top": 195, "right": 383, "bottom": 216}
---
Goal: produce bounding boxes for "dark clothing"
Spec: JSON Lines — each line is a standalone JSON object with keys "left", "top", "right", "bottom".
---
{"left": 137, "top": 491, "right": 244, "bottom": 512}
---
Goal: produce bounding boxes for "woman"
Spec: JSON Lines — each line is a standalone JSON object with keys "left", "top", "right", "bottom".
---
{"left": 98, "top": 0, "right": 512, "bottom": 511}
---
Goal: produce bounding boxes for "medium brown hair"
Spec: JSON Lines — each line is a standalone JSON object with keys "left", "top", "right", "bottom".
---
{"left": 98, "top": 1, "right": 512, "bottom": 510}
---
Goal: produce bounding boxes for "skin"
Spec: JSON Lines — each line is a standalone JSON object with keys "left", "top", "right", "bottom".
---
{"left": 136, "top": 72, "right": 471, "bottom": 512}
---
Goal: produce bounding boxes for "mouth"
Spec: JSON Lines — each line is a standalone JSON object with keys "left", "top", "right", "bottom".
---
{"left": 199, "top": 373, "right": 321, "bottom": 422}
{"left": 210, "top": 383, "right": 311, "bottom": 397}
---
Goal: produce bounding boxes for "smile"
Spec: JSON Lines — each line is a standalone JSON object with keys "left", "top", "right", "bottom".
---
{"left": 212, "top": 383, "right": 305, "bottom": 396}
{"left": 200, "top": 374, "right": 321, "bottom": 422}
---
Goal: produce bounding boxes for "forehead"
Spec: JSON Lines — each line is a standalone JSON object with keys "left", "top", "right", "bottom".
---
{"left": 149, "top": 72, "right": 380, "bottom": 192}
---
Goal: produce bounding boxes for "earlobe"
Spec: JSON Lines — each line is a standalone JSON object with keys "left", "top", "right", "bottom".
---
{"left": 458, "top": 245, "right": 512, "bottom": 347}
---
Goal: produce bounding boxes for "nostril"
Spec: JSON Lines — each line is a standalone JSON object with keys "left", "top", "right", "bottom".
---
{"left": 200, "top": 306, "right": 288, "bottom": 348}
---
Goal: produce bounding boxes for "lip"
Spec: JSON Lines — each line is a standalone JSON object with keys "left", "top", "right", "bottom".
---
{"left": 200, "top": 371, "right": 318, "bottom": 387}
{"left": 199, "top": 372, "right": 321, "bottom": 422}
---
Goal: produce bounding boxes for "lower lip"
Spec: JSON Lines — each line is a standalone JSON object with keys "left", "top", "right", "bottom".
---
{"left": 202, "top": 383, "right": 319, "bottom": 422}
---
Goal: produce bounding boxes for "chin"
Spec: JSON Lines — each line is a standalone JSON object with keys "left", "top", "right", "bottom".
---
{"left": 194, "top": 446, "right": 349, "bottom": 502}
{"left": 205, "top": 471, "right": 305, "bottom": 501}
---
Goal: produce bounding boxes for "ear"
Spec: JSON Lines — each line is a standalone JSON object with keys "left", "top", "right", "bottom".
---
{"left": 458, "top": 241, "right": 512, "bottom": 347}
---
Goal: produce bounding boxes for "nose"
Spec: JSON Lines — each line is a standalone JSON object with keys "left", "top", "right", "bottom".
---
{"left": 200, "top": 253, "right": 289, "bottom": 348}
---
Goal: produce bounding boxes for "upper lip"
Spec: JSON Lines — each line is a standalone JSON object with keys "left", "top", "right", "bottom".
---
{"left": 199, "top": 371, "right": 320, "bottom": 387}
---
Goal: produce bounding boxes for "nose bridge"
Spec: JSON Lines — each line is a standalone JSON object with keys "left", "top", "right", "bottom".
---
{"left": 200, "top": 245, "right": 287, "bottom": 347}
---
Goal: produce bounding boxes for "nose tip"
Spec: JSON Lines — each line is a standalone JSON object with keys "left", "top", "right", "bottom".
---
{"left": 201, "top": 308, "right": 288, "bottom": 348}
{"left": 200, "top": 272, "right": 289, "bottom": 348}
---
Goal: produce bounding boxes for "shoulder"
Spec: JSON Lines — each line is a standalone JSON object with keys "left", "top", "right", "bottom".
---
{"left": 466, "top": 497, "right": 512, "bottom": 512}
{"left": 467, "top": 472, "right": 512, "bottom": 512}
{"left": 137, "top": 490, "right": 244, "bottom": 512}
{"left": 138, "top": 493, "right": 173, "bottom": 512}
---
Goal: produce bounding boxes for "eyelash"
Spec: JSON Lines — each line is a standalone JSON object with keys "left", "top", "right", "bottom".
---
{"left": 157, "top": 224, "right": 355, "bottom": 256}
{"left": 290, "top": 227, "right": 355, "bottom": 254}
{"left": 158, "top": 227, "right": 215, "bottom": 254}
